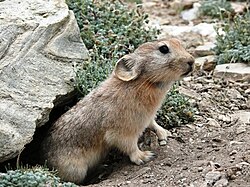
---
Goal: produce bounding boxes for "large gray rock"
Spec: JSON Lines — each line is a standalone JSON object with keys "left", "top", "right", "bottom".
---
{"left": 213, "top": 63, "right": 250, "bottom": 82}
{"left": 0, "top": 0, "right": 88, "bottom": 162}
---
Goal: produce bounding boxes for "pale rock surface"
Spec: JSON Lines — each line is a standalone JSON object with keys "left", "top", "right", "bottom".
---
{"left": 178, "top": 87, "right": 202, "bottom": 100}
{"left": 170, "top": 0, "right": 199, "bottom": 11}
{"left": 159, "top": 23, "right": 217, "bottom": 44}
{"left": 231, "top": 2, "right": 247, "bottom": 14}
{"left": 213, "top": 63, "right": 250, "bottom": 82}
{"left": 205, "top": 171, "right": 227, "bottom": 186}
{"left": 195, "top": 55, "right": 216, "bottom": 71}
{"left": 207, "top": 118, "right": 221, "bottom": 128}
{"left": 214, "top": 178, "right": 229, "bottom": 187}
{"left": 195, "top": 42, "right": 216, "bottom": 57}
{"left": 230, "top": 111, "right": 250, "bottom": 125}
{"left": 0, "top": 0, "right": 88, "bottom": 162}
{"left": 181, "top": 3, "right": 201, "bottom": 21}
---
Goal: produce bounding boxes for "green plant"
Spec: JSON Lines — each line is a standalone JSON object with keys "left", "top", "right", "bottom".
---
{"left": 199, "top": 0, "right": 234, "bottom": 18}
{"left": 124, "top": 0, "right": 142, "bottom": 4}
{"left": 156, "top": 84, "right": 195, "bottom": 128}
{"left": 67, "top": 0, "right": 195, "bottom": 127}
{"left": 215, "top": 11, "right": 250, "bottom": 64}
{"left": 67, "top": 0, "right": 158, "bottom": 95}
{"left": 0, "top": 167, "right": 78, "bottom": 187}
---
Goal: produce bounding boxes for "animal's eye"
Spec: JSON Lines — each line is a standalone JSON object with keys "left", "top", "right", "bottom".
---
{"left": 159, "top": 45, "right": 169, "bottom": 54}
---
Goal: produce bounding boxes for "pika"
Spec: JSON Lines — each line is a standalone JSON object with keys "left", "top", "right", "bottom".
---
{"left": 40, "top": 38, "right": 194, "bottom": 184}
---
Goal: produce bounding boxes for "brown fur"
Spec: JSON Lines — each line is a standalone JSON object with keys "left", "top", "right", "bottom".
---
{"left": 40, "top": 38, "right": 194, "bottom": 184}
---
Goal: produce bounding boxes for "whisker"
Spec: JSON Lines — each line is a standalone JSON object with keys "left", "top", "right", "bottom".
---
{"left": 135, "top": 75, "right": 155, "bottom": 94}
{"left": 143, "top": 74, "right": 160, "bottom": 93}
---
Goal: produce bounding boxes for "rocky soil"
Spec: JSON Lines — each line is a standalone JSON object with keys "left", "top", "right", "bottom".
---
{"left": 85, "top": 74, "right": 250, "bottom": 187}
{"left": 84, "top": 1, "right": 250, "bottom": 186}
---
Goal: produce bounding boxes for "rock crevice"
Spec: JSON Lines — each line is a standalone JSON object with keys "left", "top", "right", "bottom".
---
{"left": 0, "top": 0, "right": 88, "bottom": 162}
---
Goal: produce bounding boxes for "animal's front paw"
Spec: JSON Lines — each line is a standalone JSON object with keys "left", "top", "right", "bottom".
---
{"left": 157, "top": 129, "right": 171, "bottom": 146}
{"left": 149, "top": 120, "right": 171, "bottom": 146}
{"left": 130, "top": 150, "right": 155, "bottom": 165}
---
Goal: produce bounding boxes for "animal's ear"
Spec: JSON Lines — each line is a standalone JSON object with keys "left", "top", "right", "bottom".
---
{"left": 114, "top": 55, "right": 140, "bottom": 81}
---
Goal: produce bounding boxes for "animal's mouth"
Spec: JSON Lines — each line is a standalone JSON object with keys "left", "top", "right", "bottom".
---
{"left": 182, "top": 66, "right": 193, "bottom": 76}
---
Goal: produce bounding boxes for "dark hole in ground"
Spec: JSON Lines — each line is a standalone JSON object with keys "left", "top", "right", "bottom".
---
{"left": 0, "top": 90, "right": 158, "bottom": 186}
{"left": 0, "top": 88, "right": 135, "bottom": 185}
{"left": 0, "top": 90, "right": 79, "bottom": 172}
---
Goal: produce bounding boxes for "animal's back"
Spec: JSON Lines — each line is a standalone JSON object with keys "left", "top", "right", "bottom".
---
{"left": 40, "top": 38, "right": 194, "bottom": 184}
{"left": 40, "top": 78, "right": 159, "bottom": 182}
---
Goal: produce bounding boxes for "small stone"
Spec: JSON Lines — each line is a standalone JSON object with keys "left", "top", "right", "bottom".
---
{"left": 214, "top": 163, "right": 221, "bottom": 169}
{"left": 183, "top": 76, "right": 192, "bottom": 82}
{"left": 242, "top": 152, "right": 250, "bottom": 163}
{"left": 194, "top": 55, "right": 216, "bottom": 71}
{"left": 212, "top": 138, "right": 223, "bottom": 143}
{"left": 226, "top": 166, "right": 242, "bottom": 180}
{"left": 246, "top": 100, "right": 250, "bottom": 109}
{"left": 208, "top": 161, "right": 221, "bottom": 169}
{"left": 182, "top": 0, "right": 199, "bottom": 9}
{"left": 227, "top": 89, "right": 244, "bottom": 99}
{"left": 229, "top": 150, "right": 237, "bottom": 156}
{"left": 160, "top": 19, "right": 171, "bottom": 25}
{"left": 186, "top": 124, "right": 197, "bottom": 130}
{"left": 198, "top": 167, "right": 203, "bottom": 172}
{"left": 194, "top": 160, "right": 208, "bottom": 167}
{"left": 218, "top": 115, "right": 231, "bottom": 123}
{"left": 230, "top": 141, "right": 244, "bottom": 146}
{"left": 159, "top": 139, "right": 167, "bottom": 146}
{"left": 236, "top": 124, "right": 247, "bottom": 135}
{"left": 231, "top": 2, "right": 247, "bottom": 14}
{"left": 214, "top": 147, "right": 220, "bottom": 151}
{"left": 214, "top": 178, "right": 229, "bottom": 187}
{"left": 205, "top": 171, "right": 222, "bottom": 186}
{"left": 170, "top": 0, "right": 197, "bottom": 11}
{"left": 195, "top": 42, "right": 216, "bottom": 57}
{"left": 197, "top": 146, "right": 203, "bottom": 150}
{"left": 237, "top": 162, "right": 250, "bottom": 166}
{"left": 207, "top": 118, "right": 221, "bottom": 128}
{"left": 193, "top": 23, "right": 217, "bottom": 38}
{"left": 183, "top": 166, "right": 188, "bottom": 170}
{"left": 245, "top": 88, "right": 250, "bottom": 94}
{"left": 181, "top": 3, "right": 201, "bottom": 21}
{"left": 178, "top": 87, "right": 202, "bottom": 100}
{"left": 196, "top": 123, "right": 204, "bottom": 128}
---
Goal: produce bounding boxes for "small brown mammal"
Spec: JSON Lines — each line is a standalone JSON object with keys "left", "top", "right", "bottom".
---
{"left": 40, "top": 38, "right": 194, "bottom": 184}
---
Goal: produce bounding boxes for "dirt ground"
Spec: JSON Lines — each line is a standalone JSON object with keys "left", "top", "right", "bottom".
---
{"left": 84, "top": 1, "right": 250, "bottom": 187}
{"left": 86, "top": 73, "right": 250, "bottom": 187}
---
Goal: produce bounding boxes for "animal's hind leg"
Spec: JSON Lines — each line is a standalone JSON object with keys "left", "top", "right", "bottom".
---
{"left": 111, "top": 135, "right": 155, "bottom": 165}
{"left": 57, "top": 161, "right": 88, "bottom": 184}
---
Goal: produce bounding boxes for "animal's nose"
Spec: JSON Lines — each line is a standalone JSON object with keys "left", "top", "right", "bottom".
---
{"left": 187, "top": 60, "right": 194, "bottom": 67}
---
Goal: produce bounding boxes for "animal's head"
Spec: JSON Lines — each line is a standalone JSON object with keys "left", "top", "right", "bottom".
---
{"left": 114, "top": 38, "right": 194, "bottom": 84}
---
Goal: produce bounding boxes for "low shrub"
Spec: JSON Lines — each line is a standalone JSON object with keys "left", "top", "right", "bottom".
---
{"left": 214, "top": 11, "right": 250, "bottom": 64}
{"left": 0, "top": 167, "right": 77, "bottom": 187}
{"left": 199, "top": 0, "right": 234, "bottom": 18}
{"left": 67, "top": 0, "right": 195, "bottom": 127}
{"left": 67, "top": 0, "right": 158, "bottom": 95}
{"left": 157, "top": 84, "right": 195, "bottom": 128}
